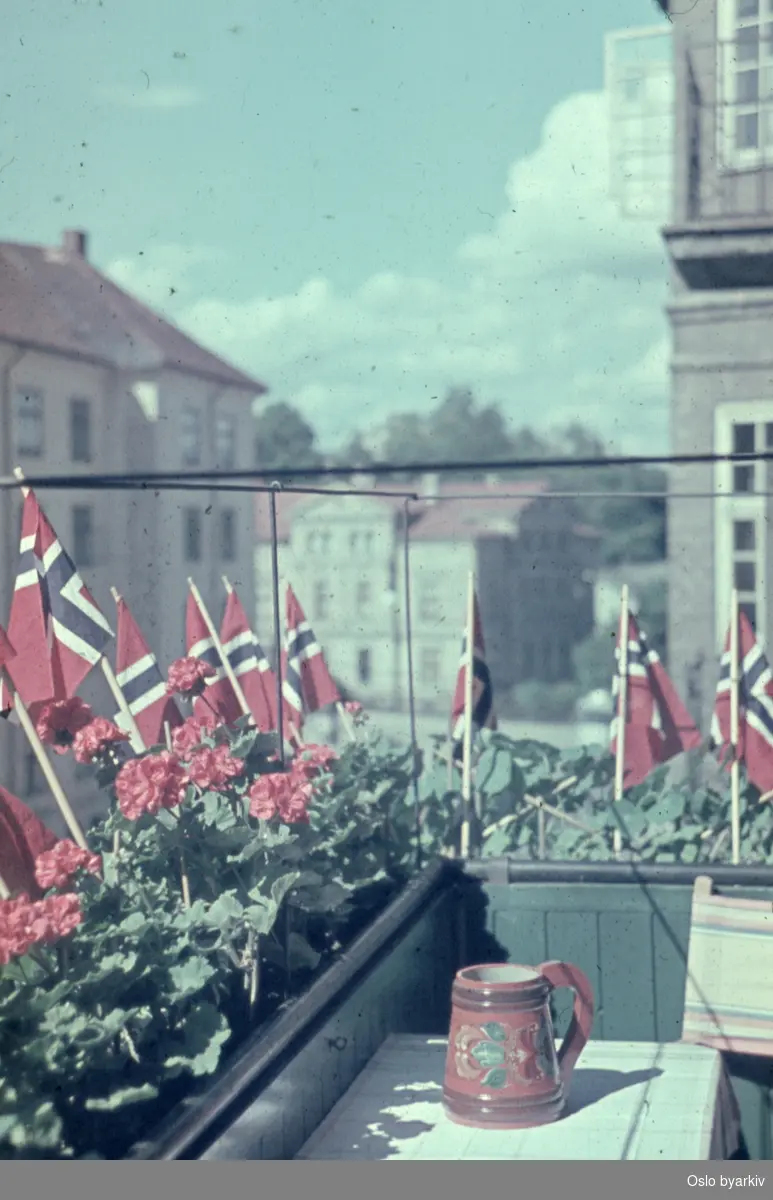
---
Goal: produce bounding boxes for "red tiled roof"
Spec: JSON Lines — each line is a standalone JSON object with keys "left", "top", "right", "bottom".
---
{"left": 254, "top": 478, "right": 553, "bottom": 543}
{"left": 0, "top": 233, "right": 267, "bottom": 394}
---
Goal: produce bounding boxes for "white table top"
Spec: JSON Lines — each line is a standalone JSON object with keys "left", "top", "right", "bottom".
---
{"left": 297, "top": 1035, "right": 741, "bottom": 1160}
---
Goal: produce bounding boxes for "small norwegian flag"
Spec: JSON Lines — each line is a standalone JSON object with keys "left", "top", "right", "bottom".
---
{"left": 712, "top": 611, "right": 773, "bottom": 795}
{"left": 114, "top": 596, "right": 182, "bottom": 748}
{"left": 611, "top": 611, "right": 702, "bottom": 791}
{"left": 450, "top": 589, "right": 496, "bottom": 760}
{"left": 282, "top": 585, "right": 340, "bottom": 732}
{"left": 185, "top": 589, "right": 235, "bottom": 722}
{"left": 0, "top": 488, "right": 112, "bottom": 709}
{"left": 220, "top": 586, "right": 277, "bottom": 733}
{"left": 0, "top": 786, "right": 58, "bottom": 897}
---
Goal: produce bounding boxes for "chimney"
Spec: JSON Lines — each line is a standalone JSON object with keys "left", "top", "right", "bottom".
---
{"left": 421, "top": 472, "right": 440, "bottom": 504}
{"left": 62, "top": 229, "right": 88, "bottom": 259}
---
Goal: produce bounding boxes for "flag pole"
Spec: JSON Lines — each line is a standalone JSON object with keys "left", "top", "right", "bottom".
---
{"left": 268, "top": 488, "right": 288, "bottom": 760}
{"left": 1, "top": 669, "right": 89, "bottom": 850}
{"left": 613, "top": 584, "right": 630, "bottom": 858}
{"left": 0, "top": 866, "right": 10, "bottom": 900}
{"left": 460, "top": 571, "right": 476, "bottom": 858}
{"left": 730, "top": 587, "right": 741, "bottom": 865}
{"left": 100, "top": 589, "right": 146, "bottom": 752}
{"left": 187, "top": 578, "right": 254, "bottom": 722}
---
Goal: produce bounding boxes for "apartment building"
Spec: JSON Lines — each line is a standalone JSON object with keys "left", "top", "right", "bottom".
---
{"left": 0, "top": 229, "right": 267, "bottom": 809}
{"left": 254, "top": 479, "right": 598, "bottom": 715}
{"left": 655, "top": 0, "right": 773, "bottom": 728}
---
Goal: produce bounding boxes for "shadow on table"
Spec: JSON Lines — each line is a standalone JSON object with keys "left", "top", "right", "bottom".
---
{"left": 565, "top": 1066, "right": 663, "bottom": 1116}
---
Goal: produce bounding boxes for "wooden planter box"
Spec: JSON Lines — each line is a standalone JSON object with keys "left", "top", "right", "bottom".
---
{"left": 127, "top": 858, "right": 773, "bottom": 1161}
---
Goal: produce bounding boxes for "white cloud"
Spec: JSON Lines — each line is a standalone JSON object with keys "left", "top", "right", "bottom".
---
{"left": 97, "top": 83, "right": 204, "bottom": 110}
{"left": 105, "top": 88, "right": 670, "bottom": 454}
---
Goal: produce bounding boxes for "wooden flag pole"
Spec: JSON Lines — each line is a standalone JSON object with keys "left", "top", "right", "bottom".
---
{"left": 188, "top": 578, "right": 254, "bottom": 722}
{"left": 460, "top": 570, "right": 476, "bottom": 858}
{"left": 730, "top": 587, "right": 741, "bottom": 865}
{"left": 612, "top": 584, "right": 630, "bottom": 858}
{"left": 0, "top": 866, "right": 10, "bottom": 900}
{"left": 1, "top": 669, "right": 89, "bottom": 849}
{"left": 99, "top": 591, "right": 146, "bottom": 752}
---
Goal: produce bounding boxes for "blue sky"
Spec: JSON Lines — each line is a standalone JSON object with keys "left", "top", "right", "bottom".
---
{"left": 1, "top": 0, "right": 670, "bottom": 452}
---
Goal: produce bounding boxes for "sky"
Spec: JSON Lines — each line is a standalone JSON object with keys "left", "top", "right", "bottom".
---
{"left": 1, "top": 0, "right": 672, "bottom": 454}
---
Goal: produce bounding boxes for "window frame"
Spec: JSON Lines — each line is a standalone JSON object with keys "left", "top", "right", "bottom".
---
{"left": 714, "top": 401, "right": 773, "bottom": 643}
{"left": 717, "top": 0, "right": 773, "bottom": 169}
{"left": 13, "top": 387, "right": 45, "bottom": 457}
{"left": 72, "top": 504, "right": 95, "bottom": 567}
{"left": 220, "top": 508, "right": 237, "bottom": 561}
{"left": 181, "top": 405, "right": 203, "bottom": 467}
{"left": 215, "top": 412, "right": 237, "bottom": 470}
{"left": 357, "top": 647, "right": 371, "bottom": 684}
{"left": 184, "top": 507, "right": 203, "bottom": 562}
{"left": 69, "top": 396, "right": 93, "bottom": 463}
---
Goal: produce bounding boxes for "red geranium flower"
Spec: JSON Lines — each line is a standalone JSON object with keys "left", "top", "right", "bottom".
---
{"left": 343, "top": 700, "right": 367, "bottom": 724}
{"left": 186, "top": 744, "right": 244, "bottom": 791}
{"left": 171, "top": 713, "right": 217, "bottom": 759}
{"left": 72, "top": 717, "right": 130, "bottom": 764}
{"left": 166, "top": 657, "right": 216, "bottom": 698}
{"left": 115, "top": 751, "right": 189, "bottom": 820}
{"left": 248, "top": 770, "right": 312, "bottom": 824}
{"left": 293, "top": 743, "right": 337, "bottom": 780}
{"left": 34, "top": 839, "right": 102, "bottom": 891}
{"left": 0, "top": 892, "right": 83, "bottom": 964}
{"left": 247, "top": 773, "right": 288, "bottom": 821}
{"left": 35, "top": 698, "right": 94, "bottom": 754}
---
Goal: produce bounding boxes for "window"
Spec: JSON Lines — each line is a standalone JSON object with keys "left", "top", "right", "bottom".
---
{"left": 419, "top": 587, "right": 439, "bottom": 622}
{"left": 72, "top": 505, "right": 94, "bottom": 566}
{"left": 734, "top": 519, "right": 756, "bottom": 551}
{"left": 220, "top": 509, "right": 237, "bottom": 560}
{"left": 184, "top": 508, "right": 202, "bottom": 562}
{"left": 181, "top": 406, "right": 202, "bottom": 466}
{"left": 357, "top": 648, "right": 371, "bottom": 684}
{"left": 70, "top": 398, "right": 92, "bottom": 462}
{"left": 21, "top": 747, "right": 45, "bottom": 797}
{"left": 741, "top": 600, "right": 758, "bottom": 629}
{"left": 314, "top": 581, "right": 328, "bottom": 620}
{"left": 716, "top": 404, "right": 772, "bottom": 645}
{"left": 419, "top": 646, "right": 441, "bottom": 685}
{"left": 13, "top": 388, "right": 44, "bottom": 456}
{"left": 718, "top": 0, "right": 773, "bottom": 165}
{"left": 215, "top": 414, "right": 237, "bottom": 470}
{"left": 356, "top": 580, "right": 371, "bottom": 612}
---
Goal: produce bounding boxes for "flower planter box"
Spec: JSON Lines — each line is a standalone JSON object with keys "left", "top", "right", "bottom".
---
{"left": 127, "top": 859, "right": 463, "bottom": 1160}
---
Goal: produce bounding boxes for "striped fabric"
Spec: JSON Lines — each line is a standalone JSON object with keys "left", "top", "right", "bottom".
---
{"left": 682, "top": 877, "right": 773, "bottom": 1057}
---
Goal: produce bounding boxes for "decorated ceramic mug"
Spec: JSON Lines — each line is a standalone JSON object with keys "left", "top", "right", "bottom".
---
{"left": 442, "top": 960, "right": 594, "bottom": 1129}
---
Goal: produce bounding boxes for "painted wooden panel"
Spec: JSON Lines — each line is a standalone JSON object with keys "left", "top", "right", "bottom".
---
{"left": 476, "top": 880, "right": 773, "bottom": 1160}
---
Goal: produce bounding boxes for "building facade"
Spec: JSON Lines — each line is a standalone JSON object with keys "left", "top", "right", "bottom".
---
{"left": 658, "top": 0, "right": 773, "bottom": 729}
{"left": 0, "top": 229, "right": 267, "bottom": 812}
{"left": 254, "top": 480, "right": 597, "bottom": 717}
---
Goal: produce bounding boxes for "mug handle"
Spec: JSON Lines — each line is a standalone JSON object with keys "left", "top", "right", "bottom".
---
{"left": 538, "top": 960, "right": 594, "bottom": 1094}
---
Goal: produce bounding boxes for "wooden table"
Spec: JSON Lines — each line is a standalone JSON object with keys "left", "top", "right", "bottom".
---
{"left": 297, "top": 1035, "right": 741, "bottom": 1160}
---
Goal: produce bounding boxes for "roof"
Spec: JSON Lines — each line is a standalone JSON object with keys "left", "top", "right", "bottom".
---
{"left": 254, "top": 478, "right": 558, "bottom": 544}
{"left": 0, "top": 231, "right": 267, "bottom": 393}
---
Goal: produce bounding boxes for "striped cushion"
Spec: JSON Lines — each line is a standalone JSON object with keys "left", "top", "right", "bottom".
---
{"left": 682, "top": 879, "right": 773, "bottom": 1057}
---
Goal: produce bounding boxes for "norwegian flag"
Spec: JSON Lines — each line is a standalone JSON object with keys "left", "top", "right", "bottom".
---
{"left": 114, "top": 596, "right": 182, "bottom": 748}
{"left": 0, "top": 488, "right": 112, "bottom": 709}
{"left": 611, "top": 612, "right": 702, "bottom": 791}
{"left": 0, "top": 786, "right": 58, "bottom": 897}
{"left": 450, "top": 589, "right": 496, "bottom": 759}
{"left": 185, "top": 589, "right": 236, "bottom": 722}
{"left": 712, "top": 611, "right": 773, "bottom": 795}
{"left": 282, "top": 585, "right": 340, "bottom": 732}
{"left": 220, "top": 586, "right": 277, "bottom": 732}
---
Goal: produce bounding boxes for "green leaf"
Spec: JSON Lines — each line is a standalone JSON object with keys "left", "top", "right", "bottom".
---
{"left": 165, "top": 1002, "right": 230, "bottom": 1078}
{"left": 270, "top": 871, "right": 301, "bottom": 908}
{"left": 481, "top": 1067, "right": 508, "bottom": 1090}
{"left": 169, "top": 957, "right": 217, "bottom": 999}
{"left": 471, "top": 1041, "right": 506, "bottom": 1068}
{"left": 479, "top": 1021, "right": 508, "bottom": 1043}
{"left": 204, "top": 892, "right": 244, "bottom": 929}
{"left": 242, "top": 903, "right": 280, "bottom": 935}
{"left": 648, "top": 791, "right": 687, "bottom": 824}
{"left": 85, "top": 1084, "right": 160, "bottom": 1112}
{"left": 284, "top": 931, "right": 322, "bottom": 972}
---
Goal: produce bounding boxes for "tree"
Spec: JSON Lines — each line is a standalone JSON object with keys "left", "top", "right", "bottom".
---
{"left": 253, "top": 402, "right": 323, "bottom": 473}
{"left": 572, "top": 627, "right": 617, "bottom": 696}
